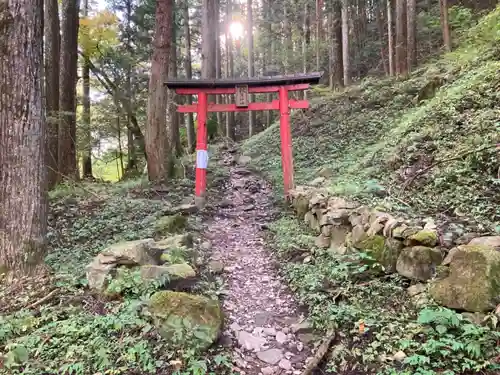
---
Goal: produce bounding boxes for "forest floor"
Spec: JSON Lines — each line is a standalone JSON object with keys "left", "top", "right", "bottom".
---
{"left": 0, "top": 145, "right": 322, "bottom": 375}
{"left": 0, "top": 144, "right": 499, "bottom": 375}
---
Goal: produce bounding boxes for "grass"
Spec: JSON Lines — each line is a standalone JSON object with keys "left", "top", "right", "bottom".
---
{"left": 243, "top": 6, "right": 500, "bottom": 228}
{"left": 0, "top": 149, "right": 235, "bottom": 375}
{"left": 267, "top": 216, "right": 500, "bottom": 374}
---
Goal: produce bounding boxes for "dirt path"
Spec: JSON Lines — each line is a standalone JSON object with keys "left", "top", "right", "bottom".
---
{"left": 203, "top": 152, "right": 314, "bottom": 375}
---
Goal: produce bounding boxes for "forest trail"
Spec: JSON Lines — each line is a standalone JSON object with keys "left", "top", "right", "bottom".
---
{"left": 202, "top": 151, "right": 313, "bottom": 375}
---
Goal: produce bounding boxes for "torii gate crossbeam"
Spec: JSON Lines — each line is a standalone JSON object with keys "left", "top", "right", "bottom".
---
{"left": 166, "top": 72, "right": 323, "bottom": 207}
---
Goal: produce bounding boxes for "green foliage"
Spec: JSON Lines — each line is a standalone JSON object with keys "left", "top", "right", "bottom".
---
{"left": 91, "top": 149, "right": 126, "bottom": 182}
{"left": 243, "top": 6, "right": 500, "bottom": 227}
{"left": 268, "top": 216, "right": 500, "bottom": 374}
{"left": 0, "top": 175, "right": 236, "bottom": 375}
{"left": 106, "top": 267, "right": 170, "bottom": 297}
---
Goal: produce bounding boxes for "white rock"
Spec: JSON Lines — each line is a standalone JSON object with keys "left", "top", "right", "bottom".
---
{"left": 263, "top": 327, "right": 277, "bottom": 336}
{"left": 230, "top": 322, "right": 242, "bottom": 332}
{"left": 393, "top": 350, "right": 407, "bottom": 362}
{"left": 257, "top": 349, "right": 283, "bottom": 365}
{"left": 261, "top": 366, "right": 275, "bottom": 375}
{"left": 278, "top": 358, "right": 292, "bottom": 371}
{"left": 276, "top": 331, "right": 288, "bottom": 344}
{"left": 253, "top": 327, "right": 264, "bottom": 335}
{"left": 238, "top": 331, "right": 267, "bottom": 352}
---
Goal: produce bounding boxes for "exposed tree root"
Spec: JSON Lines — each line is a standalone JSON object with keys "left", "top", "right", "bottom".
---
{"left": 301, "top": 330, "right": 336, "bottom": 375}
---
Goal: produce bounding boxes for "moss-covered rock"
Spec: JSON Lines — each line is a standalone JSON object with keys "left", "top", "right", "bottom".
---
{"left": 429, "top": 245, "right": 500, "bottom": 312}
{"left": 356, "top": 234, "right": 385, "bottom": 251}
{"left": 86, "top": 239, "right": 160, "bottom": 291}
{"left": 396, "top": 246, "right": 443, "bottom": 281}
{"left": 99, "top": 239, "right": 158, "bottom": 265}
{"left": 317, "top": 166, "right": 334, "bottom": 178}
{"left": 153, "top": 234, "right": 193, "bottom": 250}
{"left": 291, "top": 193, "right": 310, "bottom": 219}
{"left": 154, "top": 214, "right": 188, "bottom": 235}
{"left": 140, "top": 263, "right": 196, "bottom": 282}
{"left": 148, "top": 291, "right": 222, "bottom": 351}
{"left": 380, "top": 238, "right": 405, "bottom": 272}
{"left": 355, "top": 235, "right": 403, "bottom": 272}
{"left": 304, "top": 211, "right": 320, "bottom": 232}
{"left": 349, "top": 225, "right": 368, "bottom": 247}
{"left": 407, "top": 230, "right": 438, "bottom": 247}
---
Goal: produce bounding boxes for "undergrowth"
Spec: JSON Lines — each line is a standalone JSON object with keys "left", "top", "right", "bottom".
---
{"left": 243, "top": 6, "right": 500, "bottom": 227}
{"left": 268, "top": 216, "right": 500, "bottom": 375}
{"left": 0, "top": 152, "right": 235, "bottom": 375}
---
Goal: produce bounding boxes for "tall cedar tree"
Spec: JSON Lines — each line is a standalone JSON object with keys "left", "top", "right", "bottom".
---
{"left": 202, "top": 0, "right": 217, "bottom": 79}
{"left": 183, "top": 0, "right": 195, "bottom": 152}
{"left": 247, "top": 0, "right": 256, "bottom": 136}
{"left": 0, "top": 0, "right": 48, "bottom": 276}
{"left": 225, "top": 0, "right": 235, "bottom": 140}
{"left": 341, "top": 0, "right": 350, "bottom": 85}
{"left": 387, "top": 0, "right": 395, "bottom": 76}
{"left": 406, "top": 0, "right": 417, "bottom": 72}
{"left": 440, "top": 0, "right": 451, "bottom": 51}
{"left": 59, "top": 0, "right": 80, "bottom": 179}
{"left": 45, "top": 0, "right": 61, "bottom": 188}
{"left": 82, "top": 0, "right": 93, "bottom": 178}
{"left": 146, "top": 0, "right": 173, "bottom": 181}
{"left": 395, "top": 0, "right": 406, "bottom": 74}
{"left": 168, "top": 12, "right": 181, "bottom": 156}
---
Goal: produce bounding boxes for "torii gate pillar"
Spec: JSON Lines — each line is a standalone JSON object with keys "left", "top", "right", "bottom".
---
{"left": 278, "top": 85, "right": 294, "bottom": 195}
{"left": 166, "top": 72, "right": 323, "bottom": 207}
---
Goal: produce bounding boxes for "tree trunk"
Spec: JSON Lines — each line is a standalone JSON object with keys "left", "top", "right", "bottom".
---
{"left": 202, "top": 0, "right": 217, "bottom": 79}
{"left": 225, "top": 0, "right": 235, "bottom": 140}
{"left": 124, "top": 0, "right": 137, "bottom": 170}
{"left": 247, "top": 0, "right": 256, "bottom": 137}
{"left": 440, "top": 0, "right": 451, "bottom": 52}
{"left": 44, "top": 0, "right": 60, "bottom": 188}
{"left": 182, "top": 0, "right": 195, "bottom": 152}
{"left": 59, "top": 0, "right": 80, "bottom": 179}
{"left": 168, "top": 14, "right": 181, "bottom": 157}
{"left": 406, "top": 0, "right": 417, "bottom": 72}
{"left": 116, "top": 109, "right": 124, "bottom": 178}
{"left": 215, "top": 0, "right": 224, "bottom": 136}
{"left": 331, "top": 0, "right": 343, "bottom": 88}
{"left": 302, "top": 2, "right": 310, "bottom": 74}
{"left": 283, "top": 1, "right": 291, "bottom": 73}
{"left": 395, "top": 0, "right": 406, "bottom": 75}
{"left": 82, "top": 0, "right": 93, "bottom": 178}
{"left": 341, "top": 0, "right": 350, "bottom": 85}
{"left": 0, "top": 0, "right": 48, "bottom": 276}
{"left": 146, "top": 0, "right": 173, "bottom": 181}
{"left": 387, "top": 0, "right": 395, "bottom": 76}
{"left": 202, "top": 0, "right": 217, "bottom": 140}
{"left": 265, "top": 0, "right": 275, "bottom": 126}
{"left": 376, "top": 0, "right": 389, "bottom": 75}
{"left": 315, "top": 0, "right": 323, "bottom": 72}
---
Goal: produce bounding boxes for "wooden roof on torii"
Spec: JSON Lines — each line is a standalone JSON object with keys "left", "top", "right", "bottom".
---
{"left": 165, "top": 72, "right": 323, "bottom": 89}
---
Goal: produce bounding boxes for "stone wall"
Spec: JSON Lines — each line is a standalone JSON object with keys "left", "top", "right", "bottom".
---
{"left": 288, "top": 185, "right": 500, "bottom": 314}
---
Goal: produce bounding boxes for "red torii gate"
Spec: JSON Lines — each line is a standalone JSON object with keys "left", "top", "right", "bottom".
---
{"left": 166, "top": 72, "right": 323, "bottom": 206}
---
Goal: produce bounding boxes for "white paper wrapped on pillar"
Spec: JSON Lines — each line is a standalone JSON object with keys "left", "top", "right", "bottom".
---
{"left": 196, "top": 150, "right": 209, "bottom": 169}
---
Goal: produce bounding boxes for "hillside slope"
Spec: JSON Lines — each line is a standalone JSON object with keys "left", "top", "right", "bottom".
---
{"left": 243, "top": 7, "right": 500, "bottom": 227}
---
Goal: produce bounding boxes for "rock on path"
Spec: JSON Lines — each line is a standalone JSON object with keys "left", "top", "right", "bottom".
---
{"left": 204, "top": 153, "right": 313, "bottom": 375}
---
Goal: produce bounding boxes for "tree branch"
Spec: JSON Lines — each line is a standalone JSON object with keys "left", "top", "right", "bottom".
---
{"left": 79, "top": 50, "right": 147, "bottom": 161}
